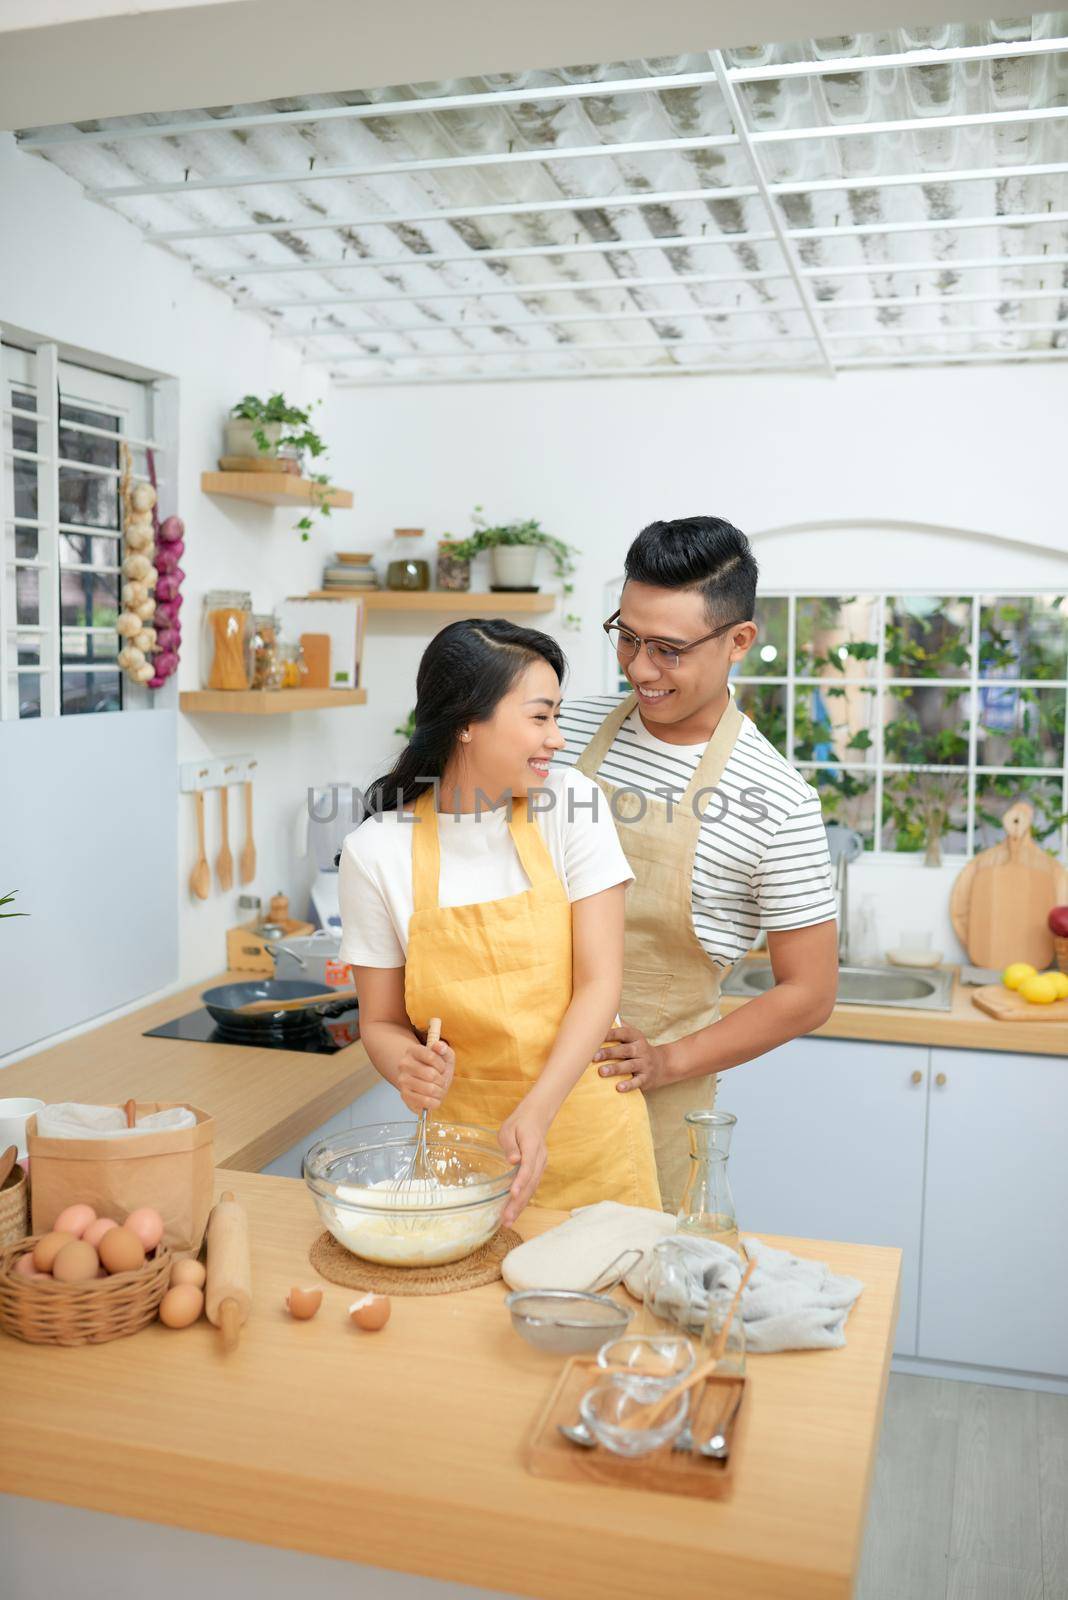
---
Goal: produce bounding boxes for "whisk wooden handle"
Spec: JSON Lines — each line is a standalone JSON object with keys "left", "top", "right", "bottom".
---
{"left": 425, "top": 1017, "right": 441, "bottom": 1049}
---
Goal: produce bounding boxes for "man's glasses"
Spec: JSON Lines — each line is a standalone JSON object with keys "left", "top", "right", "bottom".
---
{"left": 602, "top": 610, "right": 750, "bottom": 671}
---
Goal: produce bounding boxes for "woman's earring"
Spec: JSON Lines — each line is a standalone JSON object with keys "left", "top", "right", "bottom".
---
{"left": 461, "top": 731, "right": 471, "bottom": 742}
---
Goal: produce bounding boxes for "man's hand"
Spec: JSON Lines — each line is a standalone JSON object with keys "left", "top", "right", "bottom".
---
{"left": 594, "top": 1023, "right": 671, "bottom": 1092}
{"left": 395, "top": 1035, "right": 455, "bottom": 1115}
{"left": 497, "top": 1099, "right": 551, "bottom": 1225}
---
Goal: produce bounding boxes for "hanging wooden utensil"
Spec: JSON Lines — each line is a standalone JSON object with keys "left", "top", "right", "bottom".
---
{"left": 190, "top": 792, "right": 211, "bottom": 901}
{"left": 216, "top": 786, "right": 234, "bottom": 891}
{"left": 950, "top": 802, "right": 1068, "bottom": 970}
{"left": 239, "top": 780, "right": 257, "bottom": 886}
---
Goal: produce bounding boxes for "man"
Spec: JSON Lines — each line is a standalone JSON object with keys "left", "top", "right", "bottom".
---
{"left": 555, "top": 516, "right": 839, "bottom": 1211}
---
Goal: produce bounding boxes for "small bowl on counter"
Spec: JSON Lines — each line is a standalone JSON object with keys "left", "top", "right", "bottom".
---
{"left": 504, "top": 1288, "right": 634, "bottom": 1355}
{"left": 579, "top": 1380, "right": 691, "bottom": 1457}
{"left": 596, "top": 1333, "right": 696, "bottom": 1398}
{"left": 303, "top": 1121, "right": 518, "bottom": 1268}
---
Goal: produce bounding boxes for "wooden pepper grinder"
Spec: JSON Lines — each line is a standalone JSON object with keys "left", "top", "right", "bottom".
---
{"left": 267, "top": 892, "right": 289, "bottom": 925}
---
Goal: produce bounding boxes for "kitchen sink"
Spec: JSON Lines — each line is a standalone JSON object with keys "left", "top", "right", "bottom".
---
{"left": 722, "top": 958, "right": 954, "bottom": 1012}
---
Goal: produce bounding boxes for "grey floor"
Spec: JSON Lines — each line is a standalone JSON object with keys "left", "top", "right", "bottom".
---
{"left": 857, "top": 1374, "right": 1067, "bottom": 1600}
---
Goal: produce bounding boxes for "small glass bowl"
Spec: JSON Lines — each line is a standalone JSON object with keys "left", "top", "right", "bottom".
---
{"left": 596, "top": 1334, "right": 696, "bottom": 1399}
{"left": 579, "top": 1381, "right": 691, "bottom": 1457}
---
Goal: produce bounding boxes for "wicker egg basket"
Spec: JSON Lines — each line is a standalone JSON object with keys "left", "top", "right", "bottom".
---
{"left": 0, "top": 1166, "right": 29, "bottom": 1247}
{"left": 0, "top": 1235, "right": 172, "bottom": 1346}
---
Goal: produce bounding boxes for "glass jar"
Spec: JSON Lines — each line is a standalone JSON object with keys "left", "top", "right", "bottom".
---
{"left": 250, "top": 611, "right": 282, "bottom": 691}
{"left": 436, "top": 537, "right": 470, "bottom": 592}
{"left": 201, "top": 590, "right": 251, "bottom": 691}
{"left": 278, "top": 640, "right": 307, "bottom": 690}
{"left": 677, "top": 1110, "right": 739, "bottom": 1250}
{"left": 383, "top": 528, "right": 430, "bottom": 592}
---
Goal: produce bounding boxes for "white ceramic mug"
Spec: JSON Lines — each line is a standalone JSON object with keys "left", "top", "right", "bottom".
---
{"left": 0, "top": 1097, "right": 45, "bottom": 1159}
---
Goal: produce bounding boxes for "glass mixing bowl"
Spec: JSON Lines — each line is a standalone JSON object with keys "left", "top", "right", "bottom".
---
{"left": 302, "top": 1121, "right": 518, "bottom": 1268}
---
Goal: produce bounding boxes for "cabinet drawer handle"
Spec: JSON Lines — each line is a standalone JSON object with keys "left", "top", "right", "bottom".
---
{"left": 910, "top": 1070, "right": 923, "bottom": 1086}
{"left": 935, "top": 1072, "right": 947, "bottom": 1087}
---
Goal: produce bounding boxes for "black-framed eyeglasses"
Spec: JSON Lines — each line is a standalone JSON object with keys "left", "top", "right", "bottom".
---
{"left": 602, "top": 609, "right": 750, "bottom": 671}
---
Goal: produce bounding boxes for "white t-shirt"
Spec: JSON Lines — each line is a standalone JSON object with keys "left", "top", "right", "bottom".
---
{"left": 338, "top": 767, "right": 634, "bottom": 968}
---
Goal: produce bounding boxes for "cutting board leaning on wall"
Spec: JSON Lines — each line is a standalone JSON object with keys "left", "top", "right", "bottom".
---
{"left": 950, "top": 801, "right": 1068, "bottom": 970}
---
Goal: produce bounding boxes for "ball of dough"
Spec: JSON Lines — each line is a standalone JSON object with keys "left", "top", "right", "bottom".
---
{"left": 131, "top": 483, "right": 157, "bottom": 512}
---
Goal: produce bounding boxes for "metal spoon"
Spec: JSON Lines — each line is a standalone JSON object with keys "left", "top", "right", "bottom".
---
{"left": 558, "top": 1420, "right": 597, "bottom": 1448}
{"left": 698, "top": 1387, "right": 745, "bottom": 1458}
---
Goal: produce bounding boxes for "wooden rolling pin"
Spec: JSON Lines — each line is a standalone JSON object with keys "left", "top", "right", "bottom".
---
{"left": 205, "top": 1190, "right": 251, "bottom": 1352}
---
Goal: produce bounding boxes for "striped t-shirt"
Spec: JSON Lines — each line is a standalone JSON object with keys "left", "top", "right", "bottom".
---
{"left": 554, "top": 693, "right": 838, "bottom": 970}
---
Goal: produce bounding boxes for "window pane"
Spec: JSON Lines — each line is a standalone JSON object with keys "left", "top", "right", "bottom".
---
{"left": 885, "top": 596, "right": 971, "bottom": 678}
{"left": 58, "top": 466, "right": 120, "bottom": 530}
{"left": 979, "top": 595, "right": 1068, "bottom": 681}
{"left": 799, "top": 765, "right": 875, "bottom": 849}
{"left": 794, "top": 682, "right": 877, "bottom": 765}
{"left": 14, "top": 527, "right": 38, "bottom": 560}
{"left": 733, "top": 682, "right": 786, "bottom": 754}
{"left": 13, "top": 455, "right": 38, "bottom": 521}
{"left": 883, "top": 683, "right": 970, "bottom": 764}
{"left": 795, "top": 595, "right": 878, "bottom": 678}
{"left": 59, "top": 405, "right": 119, "bottom": 466}
{"left": 13, "top": 633, "right": 42, "bottom": 666}
{"left": 882, "top": 770, "right": 968, "bottom": 855}
{"left": 59, "top": 569, "right": 119, "bottom": 629}
{"left": 61, "top": 669, "right": 122, "bottom": 715}
{"left": 974, "top": 774, "right": 1067, "bottom": 851}
{"left": 12, "top": 671, "right": 41, "bottom": 719}
{"left": 14, "top": 567, "right": 40, "bottom": 626}
{"left": 60, "top": 530, "right": 122, "bottom": 568}
{"left": 743, "top": 595, "right": 788, "bottom": 677}
{"left": 62, "top": 628, "right": 119, "bottom": 663}
{"left": 976, "top": 685, "right": 1066, "bottom": 769}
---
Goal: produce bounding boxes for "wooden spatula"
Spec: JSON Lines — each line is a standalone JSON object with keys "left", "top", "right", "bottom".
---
{"left": 239, "top": 780, "right": 257, "bottom": 886}
{"left": 216, "top": 786, "right": 234, "bottom": 891}
{"left": 236, "top": 987, "right": 358, "bottom": 1015}
{"left": 190, "top": 792, "right": 210, "bottom": 901}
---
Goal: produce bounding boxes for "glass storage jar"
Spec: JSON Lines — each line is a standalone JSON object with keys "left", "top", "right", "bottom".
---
{"left": 250, "top": 611, "right": 282, "bottom": 691}
{"left": 436, "top": 537, "right": 470, "bottom": 592}
{"left": 278, "top": 640, "right": 307, "bottom": 689}
{"left": 201, "top": 590, "right": 251, "bottom": 691}
{"left": 383, "top": 528, "right": 430, "bottom": 592}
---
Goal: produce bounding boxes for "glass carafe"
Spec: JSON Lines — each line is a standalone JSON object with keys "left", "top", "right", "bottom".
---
{"left": 677, "top": 1110, "right": 739, "bottom": 1252}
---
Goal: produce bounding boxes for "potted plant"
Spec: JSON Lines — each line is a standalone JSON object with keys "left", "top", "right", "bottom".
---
{"left": 1, "top": 890, "right": 26, "bottom": 919}
{"left": 447, "top": 507, "right": 578, "bottom": 601}
{"left": 225, "top": 393, "right": 334, "bottom": 539}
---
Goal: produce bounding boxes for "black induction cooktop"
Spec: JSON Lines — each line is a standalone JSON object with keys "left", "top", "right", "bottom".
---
{"left": 144, "top": 1006, "right": 360, "bottom": 1055}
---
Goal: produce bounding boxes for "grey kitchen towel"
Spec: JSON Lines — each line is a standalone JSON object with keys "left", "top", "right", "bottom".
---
{"left": 627, "top": 1234, "right": 865, "bottom": 1353}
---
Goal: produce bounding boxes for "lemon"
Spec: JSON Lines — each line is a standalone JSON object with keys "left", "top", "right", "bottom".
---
{"left": 1048, "top": 971, "right": 1068, "bottom": 1000}
{"left": 1018, "top": 973, "right": 1060, "bottom": 1005}
{"left": 1002, "top": 962, "right": 1037, "bottom": 990}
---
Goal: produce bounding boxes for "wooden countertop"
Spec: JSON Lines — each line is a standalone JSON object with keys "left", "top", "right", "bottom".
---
{"left": 721, "top": 963, "right": 1068, "bottom": 1057}
{"left": 0, "top": 974, "right": 375, "bottom": 1172}
{"left": 0, "top": 1169, "right": 900, "bottom": 1600}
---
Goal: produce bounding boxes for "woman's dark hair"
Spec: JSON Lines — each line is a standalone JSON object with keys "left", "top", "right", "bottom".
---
{"left": 365, "top": 619, "right": 567, "bottom": 812}
{"left": 624, "top": 516, "right": 758, "bottom": 624}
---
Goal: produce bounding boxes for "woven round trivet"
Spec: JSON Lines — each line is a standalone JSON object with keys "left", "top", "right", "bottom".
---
{"left": 309, "top": 1226, "right": 522, "bottom": 1296}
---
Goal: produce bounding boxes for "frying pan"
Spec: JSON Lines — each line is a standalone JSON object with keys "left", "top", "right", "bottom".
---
{"left": 201, "top": 979, "right": 357, "bottom": 1036}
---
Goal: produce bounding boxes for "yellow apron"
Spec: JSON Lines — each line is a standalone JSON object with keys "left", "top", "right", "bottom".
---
{"left": 576, "top": 693, "right": 745, "bottom": 1212}
{"left": 403, "top": 788, "right": 661, "bottom": 1211}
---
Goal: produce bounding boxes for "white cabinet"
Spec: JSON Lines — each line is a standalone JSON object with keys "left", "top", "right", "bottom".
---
{"left": 720, "top": 1037, "right": 927, "bottom": 1356}
{"left": 917, "top": 1048, "right": 1068, "bottom": 1377}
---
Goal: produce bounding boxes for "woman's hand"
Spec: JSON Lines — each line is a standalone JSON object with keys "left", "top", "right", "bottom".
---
{"left": 498, "top": 1097, "right": 552, "bottom": 1226}
{"left": 396, "top": 1035, "right": 455, "bottom": 1115}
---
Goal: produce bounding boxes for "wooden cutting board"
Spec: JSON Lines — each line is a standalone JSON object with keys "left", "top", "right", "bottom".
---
{"left": 950, "top": 802, "right": 1068, "bottom": 970}
{"left": 971, "top": 984, "right": 1068, "bottom": 1024}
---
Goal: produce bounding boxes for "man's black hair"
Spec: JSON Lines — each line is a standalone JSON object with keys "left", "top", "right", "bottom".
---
{"left": 623, "top": 516, "right": 758, "bottom": 624}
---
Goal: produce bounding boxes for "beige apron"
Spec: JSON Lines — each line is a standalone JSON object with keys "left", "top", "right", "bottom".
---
{"left": 576, "top": 692, "right": 745, "bottom": 1212}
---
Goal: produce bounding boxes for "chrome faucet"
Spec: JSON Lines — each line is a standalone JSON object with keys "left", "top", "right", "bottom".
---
{"left": 824, "top": 824, "right": 864, "bottom": 966}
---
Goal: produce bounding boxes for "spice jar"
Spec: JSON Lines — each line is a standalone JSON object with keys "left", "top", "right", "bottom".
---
{"left": 201, "top": 590, "right": 251, "bottom": 690}
{"left": 250, "top": 611, "right": 282, "bottom": 691}
{"left": 278, "top": 640, "right": 307, "bottom": 689}
{"left": 384, "top": 529, "right": 430, "bottom": 592}
{"left": 436, "top": 537, "right": 470, "bottom": 592}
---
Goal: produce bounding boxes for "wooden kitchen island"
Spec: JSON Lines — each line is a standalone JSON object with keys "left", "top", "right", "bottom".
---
{"left": 0, "top": 1169, "right": 900, "bottom": 1600}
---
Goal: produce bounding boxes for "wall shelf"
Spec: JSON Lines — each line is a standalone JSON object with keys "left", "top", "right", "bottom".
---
{"left": 201, "top": 471, "right": 354, "bottom": 509}
{"left": 302, "top": 590, "right": 556, "bottom": 614}
{"left": 179, "top": 689, "right": 366, "bottom": 715}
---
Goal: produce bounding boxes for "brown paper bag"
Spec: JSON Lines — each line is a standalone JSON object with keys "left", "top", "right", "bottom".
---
{"left": 28, "top": 1102, "right": 215, "bottom": 1253}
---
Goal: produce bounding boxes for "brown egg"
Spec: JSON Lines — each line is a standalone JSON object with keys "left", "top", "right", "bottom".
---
{"left": 33, "top": 1231, "right": 77, "bottom": 1272}
{"left": 14, "top": 1251, "right": 50, "bottom": 1281}
{"left": 286, "top": 1286, "right": 323, "bottom": 1320}
{"left": 98, "top": 1226, "right": 146, "bottom": 1275}
{"left": 83, "top": 1217, "right": 119, "bottom": 1249}
{"left": 159, "top": 1284, "right": 204, "bottom": 1328}
{"left": 52, "top": 1240, "right": 101, "bottom": 1283}
{"left": 124, "top": 1207, "right": 164, "bottom": 1253}
{"left": 54, "top": 1203, "right": 97, "bottom": 1239}
{"left": 349, "top": 1293, "right": 391, "bottom": 1332}
{"left": 170, "top": 1259, "right": 206, "bottom": 1289}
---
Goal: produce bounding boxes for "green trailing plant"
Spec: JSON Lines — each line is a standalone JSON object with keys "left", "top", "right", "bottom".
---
{"left": 395, "top": 707, "right": 417, "bottom": 741}
{"left": 229, "top": 393, "right": 333, "bottom": 539}
{"left": 447, "top": 508, "right": 580, "bottom": 625}
{"left": 1, "top": 889, "right": 27, "bottom": 919}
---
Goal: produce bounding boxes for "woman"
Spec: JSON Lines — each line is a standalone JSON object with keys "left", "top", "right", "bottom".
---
{"left": 338, "top": 619, "right": 661, "bottom": 1225}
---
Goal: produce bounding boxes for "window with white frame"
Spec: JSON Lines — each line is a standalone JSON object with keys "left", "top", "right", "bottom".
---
{"left": 1, "top": 341, "right": 158, "bottom": 720}
{"left": 606, "top": 585, "right": 1068, "bottom": 859}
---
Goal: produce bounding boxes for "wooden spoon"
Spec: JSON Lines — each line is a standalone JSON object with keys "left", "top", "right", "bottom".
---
{"left": 239, "top": 780, "right": 256, "bottom": 886}
{"left": 190, "top": 792, "right": 211, "bottom": 901}
{"left": 0, "top": 1145, "right": 19, "bottom": 1189}
{"left": 216, "top": 787, "right": 234, "bottom": 891}
{"left": 628, "top": 1256, "right": 756, "bottom": 1431}
{"left": 236, "top": 987, "right": 358, "bottom": 1016}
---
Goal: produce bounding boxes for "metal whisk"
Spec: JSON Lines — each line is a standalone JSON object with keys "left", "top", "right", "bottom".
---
{"left": 390, "top": 1016, "right": 443, "bottom": 1205}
